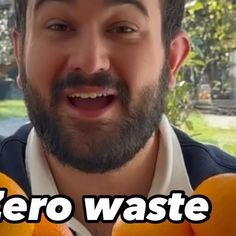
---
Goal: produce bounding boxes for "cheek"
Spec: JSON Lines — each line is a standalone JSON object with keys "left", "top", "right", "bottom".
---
{"left": 24, "top": 41, "right": 66, "bottom": 96}
{"left": 112, "top": 40, "right": 165, "bottom": 100}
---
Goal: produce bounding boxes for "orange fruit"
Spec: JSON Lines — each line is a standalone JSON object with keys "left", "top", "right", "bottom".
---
{"left": 0, "top": 172, "right": 34, "bottom": 236}
{"left": 191, "top": 173, "right": 236, "bottom": 236}
{"left": 112, "top": 217, "right": 194, "bottom": 236}
{"left": 33, "top": 214, "right": 73, "bottom": 236}
{"left": 0, "top": 172, "right": 27, "bottom": 197}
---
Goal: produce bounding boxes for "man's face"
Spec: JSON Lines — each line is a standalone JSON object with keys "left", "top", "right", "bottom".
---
{"left": 15, "top": 0, "right": 171, "bottom": 173}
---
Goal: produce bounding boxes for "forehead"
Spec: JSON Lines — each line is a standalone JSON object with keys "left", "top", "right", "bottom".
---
{"left": 33, "top": 0, "right": 148, "bottom": 9}
{"left": 27, "top": 0, "right": 160, "bottom": 16}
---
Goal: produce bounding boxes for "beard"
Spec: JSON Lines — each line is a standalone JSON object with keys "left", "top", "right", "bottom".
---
{"left": 21, "top": 64, "right": 169, "bottom": 173}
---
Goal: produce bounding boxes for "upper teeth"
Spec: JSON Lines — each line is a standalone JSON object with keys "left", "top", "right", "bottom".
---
{"left": 69, "top": 93, "right": 108, "bottom": 99}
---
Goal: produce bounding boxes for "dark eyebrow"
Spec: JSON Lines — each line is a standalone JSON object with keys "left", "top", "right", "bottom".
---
{"left": 34, "top": 0, "right": 76, "bottom": 12}
{"left": 106, "top": 0, "right": 149, "bottom": 17}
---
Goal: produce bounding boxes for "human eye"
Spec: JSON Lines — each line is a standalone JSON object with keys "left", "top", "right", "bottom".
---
{"left": 109, "top": 25, "right": 136, "bottom": 34}
{"left": 107, "top": 22, "right": 138, "bottom": 34}
{"left": 46, "top": 20, "right": 73, "bottom": 32}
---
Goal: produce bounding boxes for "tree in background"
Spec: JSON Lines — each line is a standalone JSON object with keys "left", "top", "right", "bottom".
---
{"left": 167, "top": 0, "right": 236, "bottom": 126}
{"left": 185, "top": 0, "right": 236, "bottom": 98}
{"left": 0, "top": 6, "right": 12, "bottom": 67}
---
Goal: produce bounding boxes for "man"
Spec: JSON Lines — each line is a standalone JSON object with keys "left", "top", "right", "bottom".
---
{"left": 1, "top": 0, "right": 236, "bottom": 235}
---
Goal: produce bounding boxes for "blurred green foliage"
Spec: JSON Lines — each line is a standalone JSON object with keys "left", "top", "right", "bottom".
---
{"left": 167, "top": 0, "right": 236, "bottom": 126}
{"left": 0, "top": 8, "right": 12, "bottom": 66}
{"left": 182, "top": 112, "right": 236, "bottom": 156}
{"left": 0, "top": 100, "right": 27, "bottom": 120}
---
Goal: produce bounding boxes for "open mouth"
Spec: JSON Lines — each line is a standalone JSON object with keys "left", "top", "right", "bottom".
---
{"left": 67, "top": 92, "right": 116, "bottom": 112}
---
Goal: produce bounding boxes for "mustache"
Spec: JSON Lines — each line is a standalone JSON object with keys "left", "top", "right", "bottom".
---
{"left": 52, "top": 71, "right": 130, "bottom": 105}
{"left": 55, "top": 71, "right": 119, "bottom": 88}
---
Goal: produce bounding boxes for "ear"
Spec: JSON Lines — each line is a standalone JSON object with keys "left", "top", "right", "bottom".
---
{"left": 12, "top": 29, "right": 24, "bottom": 89}
{"left": 167, "top": 31, "right": 190, "bottom": 90}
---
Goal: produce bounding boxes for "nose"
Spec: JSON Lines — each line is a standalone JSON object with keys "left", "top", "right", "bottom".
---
{"left": 66, "top": 31, "right": 110, "bottom": 75}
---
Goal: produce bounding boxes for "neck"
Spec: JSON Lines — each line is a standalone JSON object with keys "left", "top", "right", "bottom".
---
{"left": 45, "top": 131, "right": 159, "bottom": 235}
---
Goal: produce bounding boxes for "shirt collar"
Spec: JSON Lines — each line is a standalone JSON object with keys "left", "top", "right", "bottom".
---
{"left": 148, "top": 115, "right": 193, "bottom": 197}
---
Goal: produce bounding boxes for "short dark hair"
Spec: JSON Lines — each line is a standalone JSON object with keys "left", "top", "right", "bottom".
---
{"left": 14, "top": 0, "right": 27, "bottom": 35}
{"left": 13, "top": 0, "right": 186, "bottom": 46}
{"left": 161, "top": 0, "right": 186, "bottom": 46}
